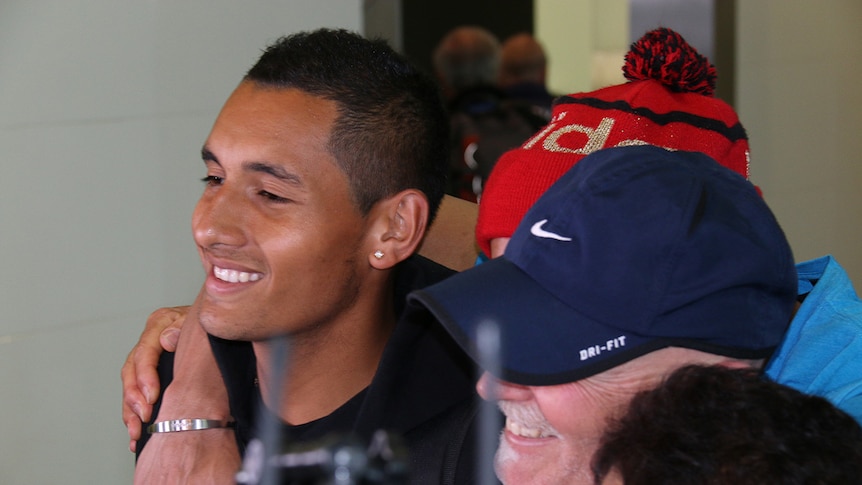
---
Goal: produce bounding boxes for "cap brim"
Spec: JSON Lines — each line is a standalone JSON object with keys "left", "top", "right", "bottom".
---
{"left": 409, "top": 257, "right": 665, "bottom": 386}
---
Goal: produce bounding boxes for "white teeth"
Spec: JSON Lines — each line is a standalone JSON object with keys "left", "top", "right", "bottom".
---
{"left": 499, "top": 401, "right": 559, "bottom": 439}
{"left": 214, "top": 266, "right": 262, "bottom": 283}
{"left": 506, "top": 419, "right": 549, "bottom": 438}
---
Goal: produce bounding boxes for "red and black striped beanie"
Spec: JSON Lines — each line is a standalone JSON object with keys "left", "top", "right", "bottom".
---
{"left": 476, "top": 28, "right": 751, "bottom": 257}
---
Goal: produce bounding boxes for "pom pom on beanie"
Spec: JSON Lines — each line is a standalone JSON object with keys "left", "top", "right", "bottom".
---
{"left": 623, "top": 27, "right": 717, "bottom": 96}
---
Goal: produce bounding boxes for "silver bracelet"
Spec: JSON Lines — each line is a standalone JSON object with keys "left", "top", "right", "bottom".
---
{"left": 147, "top": 418, "right": 235, "bottom": 434}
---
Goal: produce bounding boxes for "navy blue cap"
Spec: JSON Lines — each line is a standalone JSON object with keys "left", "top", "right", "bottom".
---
{"left": 410, "top": 145, "right": 797, "bottom": 386}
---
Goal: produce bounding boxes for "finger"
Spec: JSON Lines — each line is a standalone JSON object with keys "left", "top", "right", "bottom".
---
{"left": 122, "top": 352, "right": 151, "bottom": 422}
{"left": 156, "top": 307, "right": 186, "bottom": 352}
{"left": 124, "top": 409, "right": 143, "bottom": 442}
{"left": 133, "top": 343, "right": 162, "bottom": 406}
{"left": 159, "top": 327, "right": 181, "bottom": 353}
{"left": 122, "top": 373, "right": 145, "bottom": 442}
{"left": 123, "top": 389, "right": 148, "bottom": 425}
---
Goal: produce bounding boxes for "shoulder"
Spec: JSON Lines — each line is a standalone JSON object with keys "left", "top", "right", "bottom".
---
{"left": 766, "top": 255, "right": 862, "bottom": 424}
{"left": 403, "top": 396, "right": 484, "bottom": 485}
{"left": 395, "top": 255, "right": 457, "bottom": 296}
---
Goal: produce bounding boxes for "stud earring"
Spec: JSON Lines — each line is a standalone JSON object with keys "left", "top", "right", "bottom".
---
{"left": 373, "top": 250, "right": 384, "bottom": 259}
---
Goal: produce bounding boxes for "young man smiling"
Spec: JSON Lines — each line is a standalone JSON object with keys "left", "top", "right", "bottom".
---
{"left": 130, "top": 29, "right": 479, "bottom": 484}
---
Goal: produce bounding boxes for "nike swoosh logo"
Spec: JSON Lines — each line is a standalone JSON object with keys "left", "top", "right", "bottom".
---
{"left": 530, "top": 219, "right": 572, "bottom": 241}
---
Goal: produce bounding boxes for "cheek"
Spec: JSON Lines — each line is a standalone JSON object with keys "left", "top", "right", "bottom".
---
{"left": 261, "top": 234, "right": 321, "bottom": 290}
{"left": 262, "top": 223, "right": 363, "bottom": 291}
{"left": 536, "top": 387, "right": 626, "bottom": 440}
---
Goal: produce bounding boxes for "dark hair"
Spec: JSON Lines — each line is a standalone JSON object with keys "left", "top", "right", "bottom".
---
{"left": 592, "top": 365, "right": 862, "bottom": 485}
{"left": 245, "top": 28, "right": 449, "bottom": 222}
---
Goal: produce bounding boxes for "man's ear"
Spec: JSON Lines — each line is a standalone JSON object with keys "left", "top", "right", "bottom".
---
{"left": 365, "top": 189, "right": 429, "bottom": 270}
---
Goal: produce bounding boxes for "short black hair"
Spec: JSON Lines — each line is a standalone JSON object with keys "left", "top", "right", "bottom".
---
{"left": 592, "top": 365, "right": 862, "bottom": 485}
{"left": 245, "top": 28, "right": 449, "bottom": 223}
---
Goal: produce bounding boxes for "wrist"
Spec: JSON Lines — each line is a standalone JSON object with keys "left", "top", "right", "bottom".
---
{"left": 147, "top": 418, "right": 235, "bottom": 434}
{"left": 157, "top": 382, "right": 231, "bottom": 422}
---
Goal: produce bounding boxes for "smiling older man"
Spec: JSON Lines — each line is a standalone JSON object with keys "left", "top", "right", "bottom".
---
{"left": 410, "top": 145, "right": 798, "bottom": 484}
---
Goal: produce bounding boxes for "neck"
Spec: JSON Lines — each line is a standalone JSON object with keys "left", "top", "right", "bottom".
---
{"left": 252, "top": 278, "right": 397, "bottom": 425}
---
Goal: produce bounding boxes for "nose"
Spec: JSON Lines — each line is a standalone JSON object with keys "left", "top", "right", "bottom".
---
{"left": 192, "top": 185, "right": 247, "bottom": 250}
{"left": 476, "top": 372, "right": 531, "bottom": 402}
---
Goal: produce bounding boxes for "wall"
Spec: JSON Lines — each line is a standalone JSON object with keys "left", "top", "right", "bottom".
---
{"left": 536, "top": 0, "right": 629, "bottom": 95}
{"left": 538, "top": 0, "right": 862, "bottom": 284}
{"left": 0, "top": 2, "right": 360, "bottom": 483}
{"left": 737, "top": 1, "right": 862, "bottom": 283}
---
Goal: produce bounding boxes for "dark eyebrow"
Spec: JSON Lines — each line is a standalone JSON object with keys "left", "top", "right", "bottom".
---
{"left": 200, "top": 145, "right": 303, "bottom": 186}
{"left": 244, "top": 162, "right": 303, "bottom": 186}
{"left": 201, "top": 146, "right": 219, "bottom": 165}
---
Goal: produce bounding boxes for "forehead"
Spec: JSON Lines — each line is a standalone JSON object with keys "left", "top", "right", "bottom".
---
{"left": 206, "top": 82, "right": 339, "bottom": 171}
{"left": 529, "top": 347, "right": 722, "bottom": 398}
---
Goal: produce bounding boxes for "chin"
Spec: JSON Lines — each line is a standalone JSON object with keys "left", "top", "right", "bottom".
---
{"left": 199, "top": 321, "right": 234, "bottom": 340}
{"left": 494, "top": 440, "right": 535, "bottom": 485}
{"left": 495, "top": 441, "right": 588, "bottom": 485}
{"left": 198, "top": 307, "right": 245, "bottom": 341}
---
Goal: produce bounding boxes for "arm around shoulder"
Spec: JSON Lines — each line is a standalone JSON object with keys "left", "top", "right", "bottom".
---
{"left": 133, "top": 293, "right": 242, "bottom": 483}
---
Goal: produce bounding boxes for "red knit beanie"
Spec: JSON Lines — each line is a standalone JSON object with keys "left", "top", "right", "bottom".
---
{"left": 475, "top": 28, "right": 751, "bottom": 257}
